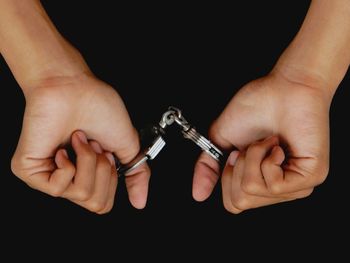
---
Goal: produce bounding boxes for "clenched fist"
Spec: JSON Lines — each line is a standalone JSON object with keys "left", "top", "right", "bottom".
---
{"left": 11, "top": 75, "right": 150, "bottom": 212}
{"left": 193, "top": 72, "right": 330, "bottom": 213}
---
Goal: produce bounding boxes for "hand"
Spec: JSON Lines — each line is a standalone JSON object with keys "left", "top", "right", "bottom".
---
{"left": 193, "top": 72, "right": 330, "bottom": 213}
{"left": 53, "top": 130, "right": 117, "bottom": 214}
{"left": 11, "top": 74, "right": 150, "bottom": 212}
{"left": 222, "top": 136, "right": 315, "bottom": 213}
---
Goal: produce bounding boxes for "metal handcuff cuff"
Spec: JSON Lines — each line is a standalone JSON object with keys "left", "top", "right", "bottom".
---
{"left": 117, "top": 107, "right": 223, "bottom": 176}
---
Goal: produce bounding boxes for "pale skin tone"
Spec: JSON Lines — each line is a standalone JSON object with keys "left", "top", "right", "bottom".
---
{"left": 193, "top": 0, "right": 350, "bottom": 213}
{"left": 0, "top": 0, "right": 151, "bottom": 213}
{"left": 1, "top": 0, "right": 349, "bottom": 214}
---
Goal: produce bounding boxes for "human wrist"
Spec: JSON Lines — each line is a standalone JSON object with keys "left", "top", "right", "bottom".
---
{"left": 19, "top": 43, "right": 91, "bottom": 95}
{"left": 273, "top": 43, "right": 348, "bottom": 101}
{"left": 0, "top": 0, "right": 91, "bottom": 93}
{"left": 272, "top": 57, "right": 342, "bottom": 103}
{"left": 271, "top": 0, "right": 350, "bottom": 100}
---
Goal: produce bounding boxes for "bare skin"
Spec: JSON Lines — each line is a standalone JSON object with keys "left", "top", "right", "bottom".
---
{"left": 0, "top": 0, "right": 150, "bottom": 212}
{"left": 1, "top": 0, "right": 350, "bottom": 214}
{"left": 193, "top": 0, "right": 350, "bottom": 213}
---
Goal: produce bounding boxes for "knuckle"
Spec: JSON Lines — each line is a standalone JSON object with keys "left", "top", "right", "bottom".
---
{"left": 25, "top": 181, "right": 36, "bottom": 189}
{"left": 299, "top": 188, "right": 314, "bottom": 199}
{"left": 223, "top": 203, "right": 231, "bottom": 213}
{"left": 223, "top": 198, "right": 233, "bottom": 213}
{"left": 11, "top": 156, "right": 24, "bottom": 178}
{"left": 97, "top": 200, "right": 114, "bottom": 215}
{"left": 96, "top": 210, "right": 108, "bottom": 215}
{"left": 225, "top": 206, "right": 242, "bottom": 215}
{"left": 97, "top": 205, "right": 113, "bottom": 215}
{"left": 313, "top": 175, "right": 326, "bottom": 186}
{"left": 313, "top": 164, "right": 329, "bottom": 186}
{"left": 231, "top": 194, "right": 249, "bottom": 211}
{"left": 223, "top": 200, "right": 241, "bottom": 214}
{"left": 232, "top": 209, "right": 243, "bottom": 215}
{"left": 241, "top": 177, "right": 259, "bottom": 194}
{"left": 268, "top": 183, "right": 283, "bottom": 195}
{"left": 87, "top": 200, "right": 105, "bottom": 213}
{"left": 304, "top": 159, "right": 329, "bottom": 186}
{"left": 49, "top": 185, "right": 64, "bottom": 197}
{"left": 74, "top": 187, "right": 93, "bottom": 201}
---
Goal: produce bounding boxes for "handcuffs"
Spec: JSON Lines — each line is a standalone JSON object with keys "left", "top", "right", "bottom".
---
{"left": 117, "top": 106, "right": 223, "bottom": 176}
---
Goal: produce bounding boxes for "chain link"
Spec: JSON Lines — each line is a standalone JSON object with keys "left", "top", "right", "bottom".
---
{"left": 118, "top": 106, "right": 223, "bottom": 176}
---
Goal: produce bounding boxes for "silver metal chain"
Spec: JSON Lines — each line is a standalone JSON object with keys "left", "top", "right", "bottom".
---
{"left": 118, "top": 106, "right": 223, "bottom": 176}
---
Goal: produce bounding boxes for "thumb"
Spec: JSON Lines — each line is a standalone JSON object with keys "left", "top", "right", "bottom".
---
{"left": 108, "top": 126, "right": 151, "bottom": 210}
{"left": 192, "top": 152, "right": 221, "bottom": 202}
{"left": 123, "top": 144, "right": 151, "bottom": 208}
{"left": 192, "top": 120, "right": 233, "bottom": 202}
{"left": 86, "top": 94, "right": 152, "bottom": 209}
{"left": 115, "top": 128, "right": 151, "bottom": 209}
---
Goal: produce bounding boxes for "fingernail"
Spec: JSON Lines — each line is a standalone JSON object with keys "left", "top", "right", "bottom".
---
{"left": 105, "top": 152, "right": 115, "bottom": 166}
{"left": 227, "top": 151, "right": 239, "bottom": 166}
{"left": 76, "top": 131, "right": 88, "bottom": 144}
{"left": 61, "top": 149, "right": 69, "bottom": 159}
{"left": 90, "top": 141, "right": 103, "bottom": 154}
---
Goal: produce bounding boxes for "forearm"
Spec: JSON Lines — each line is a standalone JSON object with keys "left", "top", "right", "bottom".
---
{"left": 274, "top": 0, "right": 350, "bottom": 97}
{"left": 0, "top": 0, "right": 89, "bottom": 91}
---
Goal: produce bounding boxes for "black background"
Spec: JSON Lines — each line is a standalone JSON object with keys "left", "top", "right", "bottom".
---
{"left": 1, "top": 0, "right": 349, "bottom": 254}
